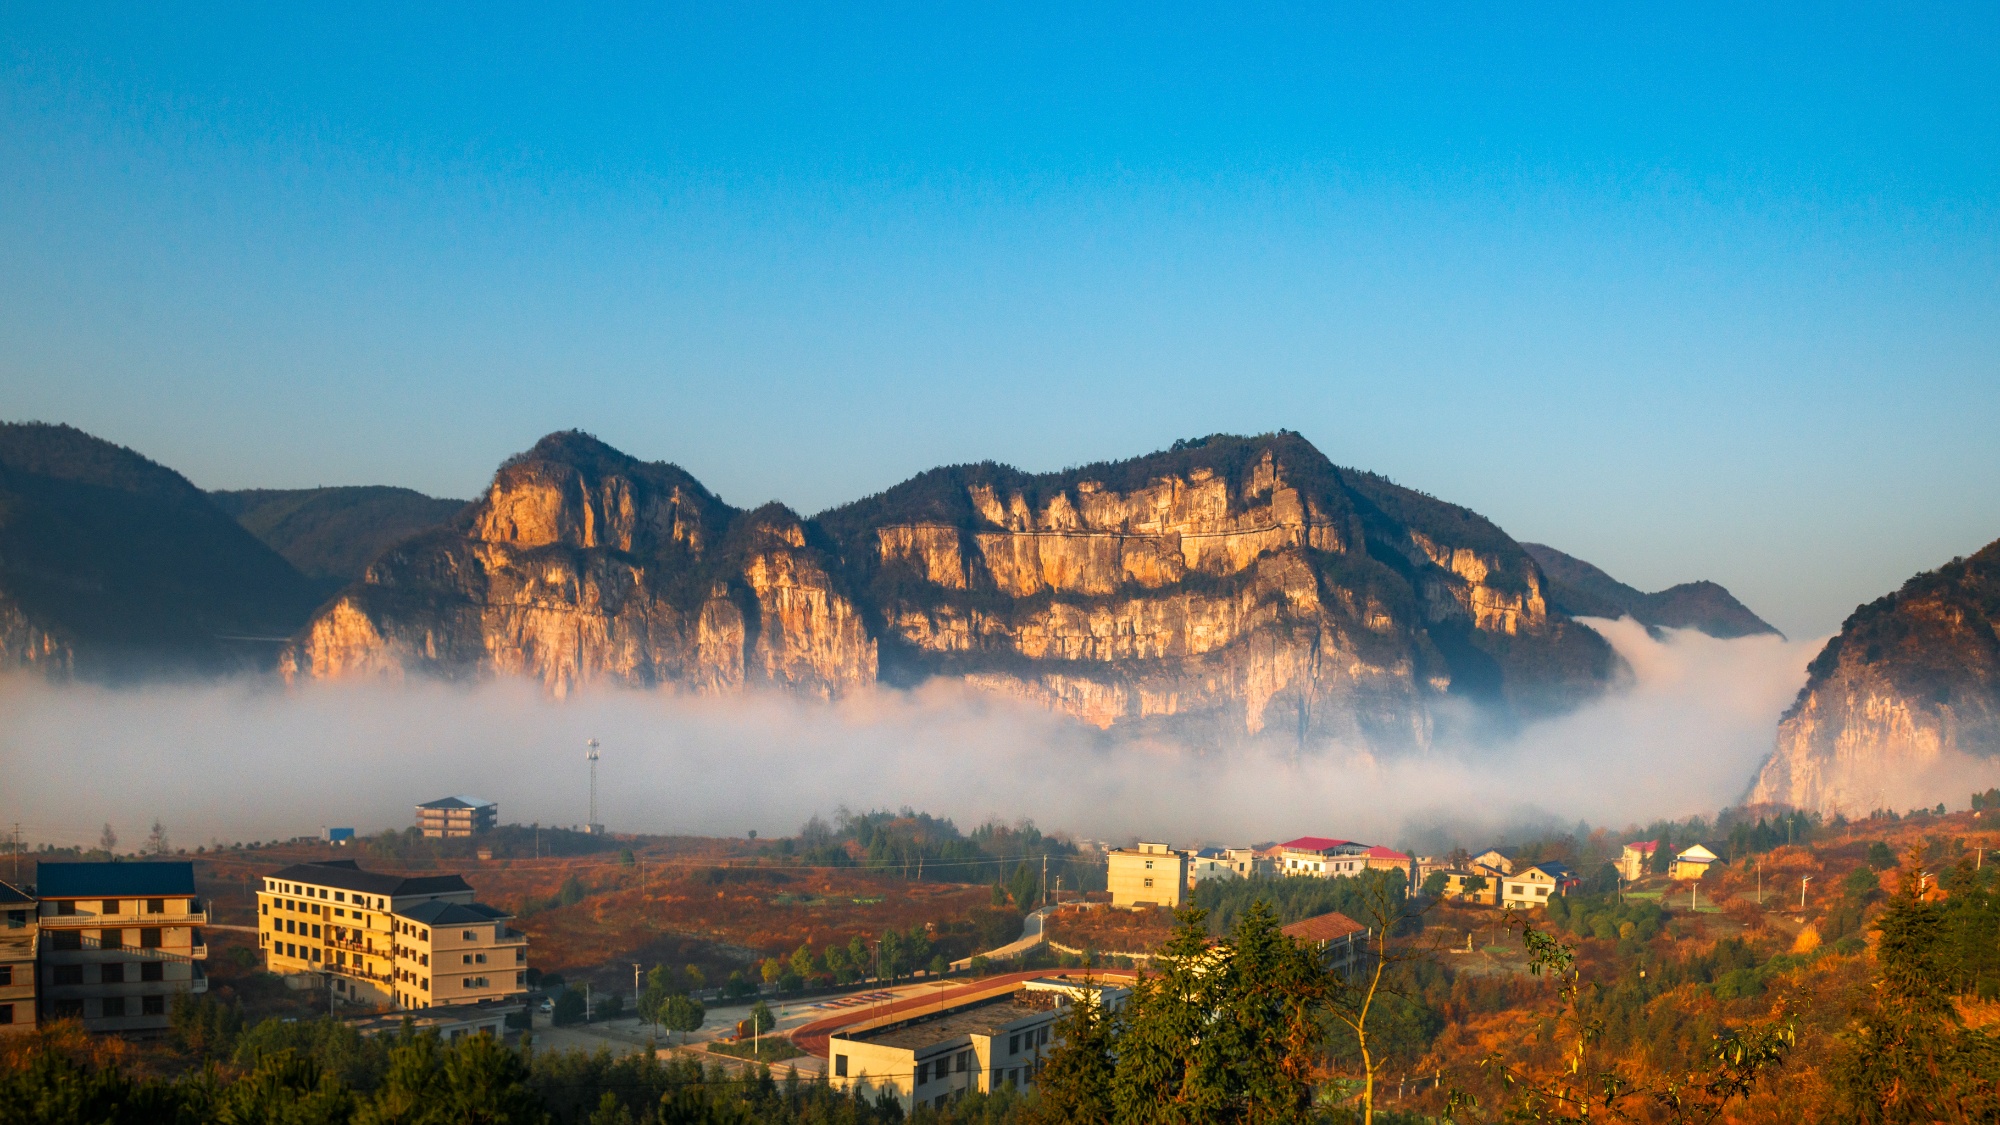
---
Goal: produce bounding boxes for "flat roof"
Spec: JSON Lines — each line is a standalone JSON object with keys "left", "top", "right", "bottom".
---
{"left": 36, "top": 861, "right": 196, "bottom": 898}
{"left": 841, "top": 996, "right": 1051, "bottom": 1052}
{"left": 269, "top": 860, "right": 471, "bottom": 899}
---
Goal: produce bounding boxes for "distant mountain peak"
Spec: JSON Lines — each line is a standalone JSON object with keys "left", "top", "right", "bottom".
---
{"left": 1521, "top": 542, "right": 1781, "bottom": 640}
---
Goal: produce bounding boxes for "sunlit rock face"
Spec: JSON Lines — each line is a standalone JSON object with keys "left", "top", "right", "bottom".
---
{"left": 0, "top": 594, "right": 72, "bottom": 675}
{"left": 284, "top": 432, "right": 876, "bottom": 698}
{"left": 819, "top": 432, "right": 1615, "bottom": 750}
{"left": 288, "top": 430, "right": 1618, "bottom": 748}
{"left": 1751, "top": 539, "right": 2000, "bottom": 815}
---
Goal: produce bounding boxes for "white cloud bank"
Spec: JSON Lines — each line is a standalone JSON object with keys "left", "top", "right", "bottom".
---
{"left": 0, "top": 619, "right": 1821, "bottom": 852}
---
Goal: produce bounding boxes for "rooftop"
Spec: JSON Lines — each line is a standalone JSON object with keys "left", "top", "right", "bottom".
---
{"left": 0, "top": 880, "right": 34, "bottom": 905}
{"left": 36, "top": 861, "right": 196, "bottom": 898}
{"left": 1364, "top": 846, "right": 1411, "bottom": 861}
{"left": 395, "top": 899, "right": 511, "bottom": 926}
{"left": 1626, "top": 841, "right": 1660, "bottom": 853}
{"left": 270, "top": 860, "right": 472, "bottom": 899}
{"left": 1281, "top": 910, "right": 1367, "bottom": 944}
{"left": 417, "top": 796, "right": 495, "bottom": 811}
{"left": 842, "top": 995, "right": 1050, "bottom": 1051}
{"left": 1279, "top": 836, "right": 1354, "bottom": 853}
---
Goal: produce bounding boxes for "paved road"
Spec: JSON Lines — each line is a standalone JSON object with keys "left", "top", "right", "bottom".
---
{"left": 949, "top": 906, "right": 1053, "bottom": 969}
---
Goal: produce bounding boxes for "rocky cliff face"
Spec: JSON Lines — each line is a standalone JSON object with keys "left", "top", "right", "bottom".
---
{"left": 1750, "top": 539, "right": 2000, "bottom": 814}
{"left": 289, "top": 431, "right": 1617, "bottom": 748}
{"left": 284, "top": 433, "right": 875, "bottom": 697}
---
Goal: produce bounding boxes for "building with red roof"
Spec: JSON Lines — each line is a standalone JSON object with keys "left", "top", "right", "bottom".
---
{"left": 1280, "top": 910, "right": 1369, "bottom": 976}
{"left": 1276, "top": 837, "right": 1369, "bottom": 878}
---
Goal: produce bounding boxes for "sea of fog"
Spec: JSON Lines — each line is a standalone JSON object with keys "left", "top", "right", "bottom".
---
{"left": 0, "top": 618, "right": 1821, "bottom": 852}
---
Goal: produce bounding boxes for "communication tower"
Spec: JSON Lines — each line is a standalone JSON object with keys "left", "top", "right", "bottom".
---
{"left": 584, "top": 738, "right": 604, "bottom": 835}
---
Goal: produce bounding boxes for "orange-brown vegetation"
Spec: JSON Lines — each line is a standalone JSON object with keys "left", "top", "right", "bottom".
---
{"left": 1043, "top": 903, "right": 1175, "bottom": 954}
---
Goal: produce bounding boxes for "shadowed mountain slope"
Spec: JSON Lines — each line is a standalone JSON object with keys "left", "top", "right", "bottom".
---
{"left": 1522, "top": 542, "right": 1781, "bottom": 639}
{"left": 0, "top": 423, "right": 322, "bottom": 677}
{"left": 210, "top": 486, "right": 468, "bottom": 598}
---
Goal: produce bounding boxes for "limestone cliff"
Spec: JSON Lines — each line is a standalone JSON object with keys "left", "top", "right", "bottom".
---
{"left": 283, "top": 432, "right": 875, "bottom": 697}
{"left": 287, "top": 430, "right": 1618, "bottom": 746}
{"left": 819, "top": 432, "right": 1614, "bottom": 748}
{"left": 1750, "top": 538, "right": 2000, "bottom": 814}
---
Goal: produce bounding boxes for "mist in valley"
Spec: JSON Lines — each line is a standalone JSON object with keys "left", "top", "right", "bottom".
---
{"left": 0, "top": 618, "right": 1822, "bottom": 856}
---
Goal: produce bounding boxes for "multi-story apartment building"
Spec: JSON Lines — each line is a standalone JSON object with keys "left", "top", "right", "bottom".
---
{"left": 1, "top": 881, "right": 36, "bottom": 1034}
{"left": 258, "top": 859, "right": 528, "bottom": 1010}
{"left": 34, "top": 862, "right": 208, "bottom": 1033}
{"left": 415, "top": 797, "right": 496, "bottom": 838}
{"left": 386, "top": 900, "right": 529, "bottom": 1010}
{"left": 1277, "top": 837, "right": 1370, "bottom": 877}
{"left": 1106, "top": 843, "right": 1186, "bottom": 908}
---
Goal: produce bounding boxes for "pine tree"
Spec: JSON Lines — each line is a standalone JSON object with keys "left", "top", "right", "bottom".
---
{"left": 1031, "top": 978, "right": 1117, "bottom": 1125}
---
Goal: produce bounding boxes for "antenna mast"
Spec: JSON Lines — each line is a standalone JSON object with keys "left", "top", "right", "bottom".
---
{"left": 585, "top": 739, "right": 603, "bottom": 835}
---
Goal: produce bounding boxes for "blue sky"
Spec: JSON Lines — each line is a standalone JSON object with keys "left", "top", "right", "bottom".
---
{"left": 2, "top": 3, "right": 1996, "bottom": 639}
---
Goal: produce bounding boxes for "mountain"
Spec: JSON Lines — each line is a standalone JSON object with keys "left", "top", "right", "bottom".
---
{"left": 1750, "top": 539, "right": 2000, "bottom": 815}
{"left": 209, "top": 486, "right": 468, "bottom": 598}
{"left": 0, "top": 423, "right": 324, "bottom": 677}
{"left": 286, "top": 430, "right": 1620, "bottom": 749}
{"left": 1521, "top": 543, "right": 1781, "bottom": 639}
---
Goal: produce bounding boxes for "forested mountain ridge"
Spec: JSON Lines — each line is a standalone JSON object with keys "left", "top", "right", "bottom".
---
{"left": 0, "top": 422, "right": 322, "bottom": 677}
{"left": 1522, "top": 542, "right": 1781, "bottom": 639}
{"left": 210, "top": 486, "right": 468, "bottom": 598}
{"left": 1752, "top": 537, "right": 2000, "bottom": 815}
{"left": 287, "top": 429, "right": 1620, "bottom": 749}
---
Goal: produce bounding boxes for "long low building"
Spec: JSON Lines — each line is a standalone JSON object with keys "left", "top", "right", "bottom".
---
{"left": 811, "top": 973, "right": 1131, "bottom": 1114}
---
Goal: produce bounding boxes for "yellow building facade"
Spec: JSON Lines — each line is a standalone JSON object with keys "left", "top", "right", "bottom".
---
{"left": 258, "top": 859, "right": 527, "bottom": 1010}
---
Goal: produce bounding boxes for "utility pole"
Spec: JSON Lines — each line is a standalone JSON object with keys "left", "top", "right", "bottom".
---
{"left": 1756, "top": 859, "right": 1762, "bottom": 906}
{"left": 585, "top": 739, "right": 602, "bottom": 835}
{"left": 633, "top": 963, "right": 642, "bottom": 1020}
{"left": 1042, "top": 854, "right": 1049, "bottom": 909}
{"left": 1799, "top": 875, "right": 1811, "bottom": 910}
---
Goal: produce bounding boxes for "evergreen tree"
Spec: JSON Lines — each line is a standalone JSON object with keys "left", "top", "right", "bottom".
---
{"left": 1031, "top": 979, "right": 1117, "bottom": 1125}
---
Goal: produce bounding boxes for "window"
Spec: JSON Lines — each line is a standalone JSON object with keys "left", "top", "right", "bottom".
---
{"left": 261, "top": 903, "right": 268, "bottom": 915}
{"left": 102, "top": 930, "right": 126, "bottom": 949}
{"left": 52, "top": 965, "right": 84, "bottom": 985}
{"left": 1039, "top": 1026, "right": 1049, "bottom": 1046}
{"left": 100, "top": 963, "right": 124, "bottom": 984}
{"left": 0, "top": 1004, "right": 11, "bottom": 1025}
{"left": 0, "top": 966, "right": 9, "bottom": 985}
{"left": 335, "top": 892, "right": 345, "bottom": 903}
{"left": 51, "top": 999, "right": 84, "bottom": 1019}
{"left": 917, "top": 1061, "right": 930, "bottom": 1085}
{"left": 146, "top": 899, "right": 164, "bottom": 914}
{"left": 55, "top": 901, "right": 76, "bottom": 916}
{"left": 1143, "top": 860, "right": 1153, "bottom": 869}
{"left": 101, "top": 997, "right": 126, "bottom": 1018}
{"left": 1010, "top": 1033, "right": 1020, "bottom": 1054}
{"left": 475, "top": 953, "right": 486, "bottom": 964}
{"left": 462, "top": 930, "right": 476, "bottom": 941}
{"left": 957, "top": 1051, "right": 970, "bottom": 1073}
{"left": 102, "top": 900, "right": 121, "bottom": 916}
{"left": 422, "top": 954, "right": 429, "bottom": 966}
{"left": 514, "top": 948, "right": 523, "bottom": 963}
{"left": 421, "top": 977, "right": 428, "bottom": 989}
{"left": 142, "top": 995, "right": 165, "bottom": 1016}
{"left": 140, "top": 928, "right": 162, "bottom": 948}
{"left": 141, "top": 962, "right": 163, "bottom": 983}
{"left": 1537, "top": 887, "right": 1549, "bottom": 897}
{"left": 310, "top": 925, "right": 320, "bottom": 939}
{"left": 515, "top": 971, "right": 525, "bottom": 987}
{"left": 834, "top": 1055, "right": 848, "bottom": 1077}
{"left": 5, "top": 909, "right": 23, "bottom": 928}
{"left": 311, "top": 948, "right": 321, "bottom": 962}
{"left": 51, "top": 931, "right": 82, "bottom": 951}
{"left": 462, "top": 954, "right": 472, "bottom": 965}
{"left": 1142, "top": 878, "right": 1153, "bottom": 888}
{"left": 420, "top": 929, "right": 428, "bottom": 941}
